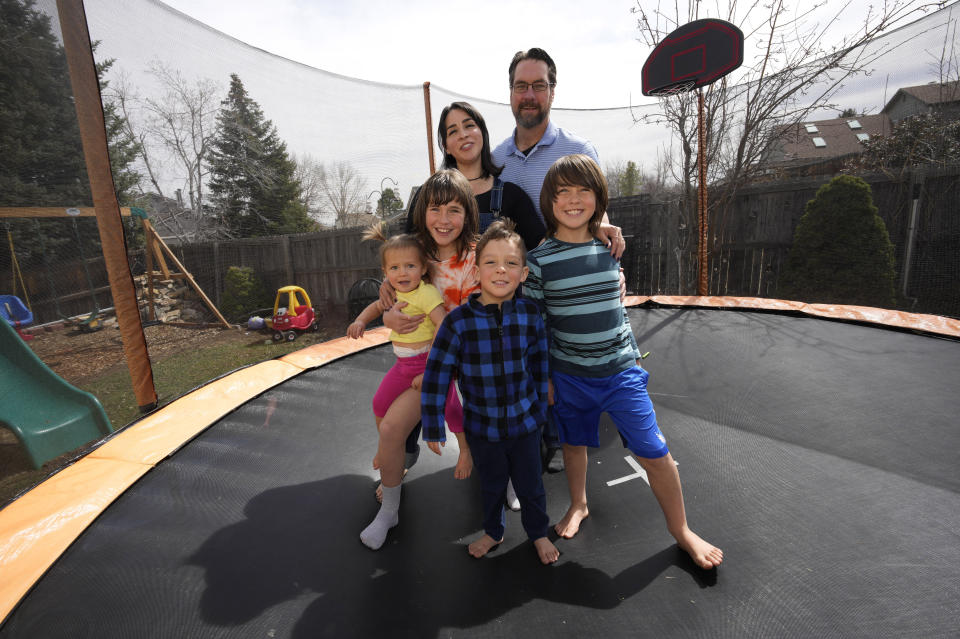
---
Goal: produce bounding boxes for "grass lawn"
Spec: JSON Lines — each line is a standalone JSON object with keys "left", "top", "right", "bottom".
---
{"left": 84, "top": 332, "right": 329, "bottom": 429}
{"left": 1, "top": 320, "right": 345, "bottom": 507}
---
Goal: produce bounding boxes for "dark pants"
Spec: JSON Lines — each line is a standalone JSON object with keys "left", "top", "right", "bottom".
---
{"left": 542, "top": 406, "right": 561, "bottom": 450}
{"left": 465, "top": 429, "right": 549, "bottom": 541}
{"left": 406, "top": 422, "right": 421, "bottom": 455}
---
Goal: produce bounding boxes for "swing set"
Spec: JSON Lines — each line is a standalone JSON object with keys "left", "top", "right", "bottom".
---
{"left": 0, "top": 206, "right": 230, "bottom": 333}
{"left": 1, "top": 223, "right": 34, "bottom": 340}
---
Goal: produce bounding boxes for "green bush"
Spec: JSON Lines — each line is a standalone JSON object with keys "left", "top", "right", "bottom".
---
{"left": 778, "top": 175, "right": 896, "bottom": 308}
{"left": 219, "top": 266, "right": 271, "bottom": 322}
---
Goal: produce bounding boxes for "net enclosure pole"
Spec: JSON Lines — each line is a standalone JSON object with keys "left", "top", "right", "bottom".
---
{"left": 423, "top": 82, "right": 436, "bottom": 174}
{"left": 57, "top": 0, "right": 157, "bottom": 410}
{"left": 697, "top": 88, "right": 709, "bottom": 296}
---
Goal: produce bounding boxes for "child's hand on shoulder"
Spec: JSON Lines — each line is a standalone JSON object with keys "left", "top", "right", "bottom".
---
{"left": 347, "top": 321, "right": 365, "bottom": 339}
{"left": 427, "top": 440, "right": 444, "bottom": 456}
{"left": 411, "top": 373, "right": 424, "bottom": 390}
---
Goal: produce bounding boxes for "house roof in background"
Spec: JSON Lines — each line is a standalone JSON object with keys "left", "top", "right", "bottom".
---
{"left": 887, "top": 79, "right": 960, "bottom": 107}
{"left": 774, "top": 113, "right": 892, "bottom": 163}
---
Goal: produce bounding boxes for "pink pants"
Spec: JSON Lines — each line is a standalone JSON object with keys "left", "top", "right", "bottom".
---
{"left": 372, "top": 353, "right": 463, "bottom": 433}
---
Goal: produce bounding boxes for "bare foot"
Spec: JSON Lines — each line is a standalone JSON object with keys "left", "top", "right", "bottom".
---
{"left": 675, "top": 527, "right": 723, "bottom": 569}
{"left": 533, "top": 537, "right": 559, "bottom": 564}
{"left": 554, "top": 504, "right": 589, "bottom": 538}
{"left": 467, "top": 534, "right": 503, "bottom": 558}
{"left": 454, "top": 449, "right": 473, "bottom": 479}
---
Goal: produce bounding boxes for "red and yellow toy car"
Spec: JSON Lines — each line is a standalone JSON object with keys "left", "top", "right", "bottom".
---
{"left": 266, "top": 286, "right": 319, "bottom": 342}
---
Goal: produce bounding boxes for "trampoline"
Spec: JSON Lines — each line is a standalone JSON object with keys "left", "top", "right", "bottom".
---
{"left": 1, "top": 300, "right": 959, "bottom": 638}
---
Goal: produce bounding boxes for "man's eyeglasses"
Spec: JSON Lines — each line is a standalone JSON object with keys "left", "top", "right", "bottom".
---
{"left": 511, "top": 81, "right": 554, "bottom": 94}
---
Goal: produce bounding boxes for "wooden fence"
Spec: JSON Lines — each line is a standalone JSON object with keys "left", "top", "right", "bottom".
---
{"left": 4, "top": 167, "right": 958, "bottom": 326}
{"left": 610, "top": 166, "right": 960, "bottom": 318}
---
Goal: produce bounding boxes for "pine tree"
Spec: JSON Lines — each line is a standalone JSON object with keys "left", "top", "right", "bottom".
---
{"left": 0, "top": 1, "right": 144, "bottom": 268}
{"left": 206, "top": 74, "right": 312, "bottom": 237}
{"left": 376, "top": 187, "right": 403, "bottom": 219}
{"left": 0, "top": 0, "right": 88, "bottom": 209}
{"left": 778, "top": 175, "right": 896, "bottom": 308}
{"left": 618, "top": 161, "right": 641, "bottom": 197}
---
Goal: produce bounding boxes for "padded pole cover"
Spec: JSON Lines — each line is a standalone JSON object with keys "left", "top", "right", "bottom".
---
{"left": 57, "top": 0, "right": 157, "bottom": 409}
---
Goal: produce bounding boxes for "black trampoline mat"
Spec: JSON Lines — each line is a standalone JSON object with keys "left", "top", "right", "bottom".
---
{"left": 3, "top": 307, "right": 959, "bottom": 638}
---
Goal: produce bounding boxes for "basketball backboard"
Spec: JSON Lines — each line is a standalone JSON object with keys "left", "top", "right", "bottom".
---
{"left": 641, "top": 19, "right": 744, "bottom": 96}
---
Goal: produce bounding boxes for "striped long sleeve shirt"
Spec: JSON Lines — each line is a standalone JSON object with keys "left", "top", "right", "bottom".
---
{"left": 525, "top": 237, "right": 641, "bottom": 377}
{"left": 421, "top": 293, "right": 549, "bottom": 443}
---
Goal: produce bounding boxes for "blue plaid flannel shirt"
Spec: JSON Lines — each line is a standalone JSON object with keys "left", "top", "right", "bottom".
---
{"left": 421, "top": 293, "right": 549, "bottom": 443}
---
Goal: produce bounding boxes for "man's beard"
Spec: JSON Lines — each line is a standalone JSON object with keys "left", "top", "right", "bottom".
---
{"left": 514, "top": 101, "right": 548, "bottom": 129}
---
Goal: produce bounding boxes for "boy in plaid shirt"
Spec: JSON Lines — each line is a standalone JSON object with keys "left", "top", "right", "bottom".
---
{"left": 421, "top": 220, "right": 559, "bottom": 564}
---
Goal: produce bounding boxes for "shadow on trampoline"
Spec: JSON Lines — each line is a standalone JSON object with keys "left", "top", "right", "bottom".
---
{"left": 188, "top": 468, "right": 715, "bottom": 637}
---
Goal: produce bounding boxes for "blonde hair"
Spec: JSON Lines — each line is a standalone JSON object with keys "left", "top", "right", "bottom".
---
{"left": 411, "top": 169, "right": 478, "bottom": 261}
{"left": 363, "top": 222, "right": 429, "bottom": 273}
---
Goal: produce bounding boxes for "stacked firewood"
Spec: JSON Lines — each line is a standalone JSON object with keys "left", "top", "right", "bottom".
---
{"left": 134, "top": 274, "right": 207, "bottom": 323}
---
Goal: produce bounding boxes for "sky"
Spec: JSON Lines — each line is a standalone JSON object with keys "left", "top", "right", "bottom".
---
{"left": 68, "top": 0, "right": 958, "bottom": 212}
{"left": 154, "top": 0, "right": 955, "bottom": 109}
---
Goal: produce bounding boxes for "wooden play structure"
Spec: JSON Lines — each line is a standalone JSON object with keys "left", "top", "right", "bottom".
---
{"left": 0, "top": 206, "right": 231, "bottom": 330}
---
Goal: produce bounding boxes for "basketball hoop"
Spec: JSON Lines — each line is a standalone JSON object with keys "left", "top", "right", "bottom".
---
{"left": 647, "top": 80, "right": 697, "bottom": 98}
{"left": 641, "top": 19, "right": 745, "bottom": 296}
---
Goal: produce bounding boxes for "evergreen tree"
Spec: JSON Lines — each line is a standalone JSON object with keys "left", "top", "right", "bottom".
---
{"left": 376, "top": 187, "right": 403, "bottom": 219}
{"left": 618, "top": 161, "right": 641, "bottom": 197}
{"left": 0, "top": 0, "right": 88, "bottom": 209}
{"left": 778, "top": 175, "right": 896, "bottom": 308}
{"left": 1, "top": 0, "right": 89, "bottom": 270}
{"left": 207, "top": 74, "right": 312, "bottom": 237}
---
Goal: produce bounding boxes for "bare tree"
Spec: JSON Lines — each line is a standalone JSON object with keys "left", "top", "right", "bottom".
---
{"left": 105, "top": 63, "right": 222, "bottom": 241}
{"left": 317, "top": 160, "right": 370, "bottom": 229}
{"left": 632, "top": 0, "right": 938, "bottom": 287}
{"left": 292, "top": 153, "right": 328, "bottom": 225}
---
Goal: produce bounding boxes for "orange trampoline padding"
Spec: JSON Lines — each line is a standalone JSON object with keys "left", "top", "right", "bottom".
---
{"left": 0, "top": 332, "right": 386, "bottom": 623}
{"left": 90, "top": 359, "right": 303, "bottom": 465}
{"left": 0, "top": 457, "right": 151, "bottom": 621}
{"left": 626, "top": 295, "right": 960, "bottom": 338}
{"left": 279, "top": 328, "right": 389, "bottom": 369}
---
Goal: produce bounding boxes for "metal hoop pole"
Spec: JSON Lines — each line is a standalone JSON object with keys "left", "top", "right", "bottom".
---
{"left": 697, "top": 87, "right": 708, "bottom": 296}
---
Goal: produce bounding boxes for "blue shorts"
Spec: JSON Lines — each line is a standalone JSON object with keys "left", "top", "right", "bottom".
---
{"left": 552, "top": 367, "right": 670, "bottom": 459}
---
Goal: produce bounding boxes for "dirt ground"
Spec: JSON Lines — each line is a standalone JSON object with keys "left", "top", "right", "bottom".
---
{"left": 26, "top": 321, "right": 253, "bottom": 383}
{"left": 24, "top": 308, "right": 348, "bottom": 384}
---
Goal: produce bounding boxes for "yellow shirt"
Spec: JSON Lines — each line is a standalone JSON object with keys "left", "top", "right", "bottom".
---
{"left": 391, "top": 280, "right": 444, "bottom": 344}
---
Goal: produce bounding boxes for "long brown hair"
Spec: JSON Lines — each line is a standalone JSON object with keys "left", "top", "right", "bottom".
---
{"left": 411, "top": 169, "right": 478, "bottom": 261}
{"left": 437, "top": 101, "right": 502, "bottom": 180}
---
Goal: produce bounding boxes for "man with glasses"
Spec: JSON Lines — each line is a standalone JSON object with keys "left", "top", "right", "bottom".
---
{"left": 494, "top": 48, "right": 622, "bottom": 474}
{"left": 492, "top": 48, "right": 599, "bottom": 219}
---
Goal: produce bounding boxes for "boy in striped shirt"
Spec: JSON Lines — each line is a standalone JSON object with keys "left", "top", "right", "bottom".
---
{"left": 421, "top": 220, "right": 560, "bottom": 565}
{"left": 525, "top": 154, "right": 723, "bottom": 570}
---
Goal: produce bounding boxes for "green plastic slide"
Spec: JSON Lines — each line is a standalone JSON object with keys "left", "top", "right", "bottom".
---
{"left": 0, "top": 319, "right": 113, "bottom": 469}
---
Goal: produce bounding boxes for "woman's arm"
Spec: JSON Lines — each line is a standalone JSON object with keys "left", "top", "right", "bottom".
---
{"left": 411, "top": 304, "right": 448, "bottom": 391}
{"left": 379, "top": 278, "right": 426, "bottom": 334}
{"left": 594, "top": 212, "right": 625, "bottom": 259}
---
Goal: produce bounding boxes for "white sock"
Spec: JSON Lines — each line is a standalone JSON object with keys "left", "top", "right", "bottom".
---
{"left": 361, "top": 484, "right": 401, "bottom": 550}
{"left": 505, "top": 479, "right": 521, "bottom": 511}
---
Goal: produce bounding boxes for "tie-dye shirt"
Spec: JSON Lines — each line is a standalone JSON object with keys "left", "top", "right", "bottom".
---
{"left": 430, "top": 249, "right": 479, "bottom": 312}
